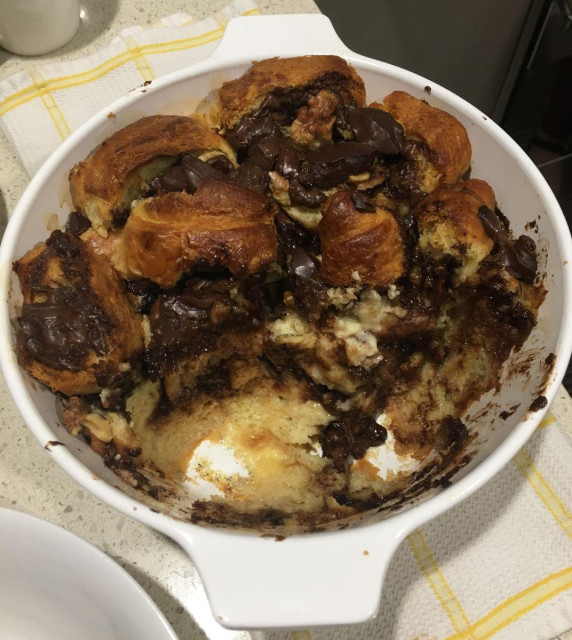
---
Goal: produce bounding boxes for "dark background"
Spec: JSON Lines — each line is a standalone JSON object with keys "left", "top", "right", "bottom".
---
{"left": 317, "top": 0, "right": 572, "bottom": 390}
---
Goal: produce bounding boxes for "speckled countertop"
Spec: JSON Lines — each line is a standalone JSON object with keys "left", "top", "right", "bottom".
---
{"left": 0, "top": 3, "right": 571, "bottom": 640}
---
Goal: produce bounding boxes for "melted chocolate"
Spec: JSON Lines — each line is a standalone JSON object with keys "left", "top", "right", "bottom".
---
{"left": 298, "top": 142, "right": 376, "bottom": 189}
{"left": 274, "top": 210, "right": 318, "bottom": 254}
{"left": 348, "top": 107, "right": 404, "bottom": 154}
{"left": 350, "top": 191, "right": 376, "bottom": 212}
{"left": 226, "top": 114, "right": 279, "bottom": 150}
{"left": 206, "top": 154, "right": 234, "bottom": 174}
{"left": 478, "top": 206, "right": 538, "bottom": 282}
{"left": 152, "top": 154, "right": 222, "bottom": 194}
{"left": 230, "top": 162, "right": 268, "bottom": 192}
{"left": 247, "top": 130, "right": 282, "bottom": 170}
{"left": 149, "top": 278, "right": 231, "bottom": 351}
{"left": 126, "top": 279, "right": 161, "bottom": 314}
{"left": 47, "top": 229, "right": 80, "bottom": 259}
{"left": 145, "top": 277, "right": 255, "bottom": 378}
{"left": 19, "top": 287, "right": 110, "bottom": 372}
{"left": 288, "top": 246, "right": 328, "bottom": 308}
{"left": 65, "top": 212, "right": 91, "bottom": 237}
{"left": 320, "top": 414, "right": 387, "bottom": 471}
{"left": 288, "top": 177, "right": 325, "bottom": 208}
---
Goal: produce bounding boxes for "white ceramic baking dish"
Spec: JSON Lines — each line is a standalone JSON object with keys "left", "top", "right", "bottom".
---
{"left": 1, "top": 14, "right": 571, "bottom": 630}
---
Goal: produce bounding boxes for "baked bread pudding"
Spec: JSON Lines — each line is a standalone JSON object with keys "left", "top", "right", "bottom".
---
{"left": 14, "top": 56, "right": 545, "bottom": 532}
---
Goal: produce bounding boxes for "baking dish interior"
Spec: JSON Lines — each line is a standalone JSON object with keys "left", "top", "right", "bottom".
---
{"left": 2, "top": 55, "right": 570, "bottom": 536}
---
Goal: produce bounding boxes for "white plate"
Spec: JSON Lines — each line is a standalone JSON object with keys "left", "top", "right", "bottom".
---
{"left": 0, "top": 508, "right": 177, "bottom": 640}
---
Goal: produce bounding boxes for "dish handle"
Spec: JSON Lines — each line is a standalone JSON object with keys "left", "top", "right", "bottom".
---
{"left": 210, "top": 14, "right": 354, "bottom": 61}
{"left": 172, "top": 517, "right": 410, "bottom": 629}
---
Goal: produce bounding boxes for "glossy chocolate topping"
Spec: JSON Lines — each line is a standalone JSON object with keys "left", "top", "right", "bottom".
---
{"left": 478, "top": 206, "right": 538, "bottom": 282}
{"left": 149, "top": 278, "right": 233, "bottom": 351}
{"left": 298, "top": 142, "right": 376, "bottom": 189}
{"left": 288, "top": 177, "right": 326, "bottom": 208}
{"left": 348, "top": 107, "right": 404, "bottom": 154}
{"left": 20, "top": 287, "right": 109, "bottom": 372}
{"left": 151, "top": 154, "right": 221, "bottom": 194}
{"left": 226, "top": 114, "right": 279, "bottom": 150}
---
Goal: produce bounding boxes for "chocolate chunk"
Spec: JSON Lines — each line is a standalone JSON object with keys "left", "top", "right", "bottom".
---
{"left": 350, "top": 191, "right": 376, "bottom": 212}
{"left": 513, "top": 235, "right": 538, "bottom": 280}
{"left": 151, "top": 164, "right": 188, "bottom": 192}
{"left": 349, "top": 107, "right": 404, "bottom": 154}
{"left": 320, "top": 414, "right": 387, "bottom": 471}
{"left": 19, "top": 287, "right": 110, "bottom": 372}
{"left": 226, "top": 114, "right": 279, "bottom": 150}
{"left": 177, "top": 154, "right": 222, "bottom": 193}
{"left": 126, "top": 279, "right": 161, "bottom": 314}
{"left": 248, "top": 129, "right": 282, "bottom": 170}
{"left": 65, "top": 212, "right": 91, "bottom": 237}
{"left": 290, "top": 247, "right": 320, "bottom": 281}
{"left": 478, "top": 206, "right": 538, "bottom": 282}
{"left": 298, "top": 142, "right": 376, "bottom": 189}
{"left": 288, "top": 177, "right": 326, "bottom": 208}
{"left": 229, "top": 162, "right": 268, "bottom": 192}
{"left": 152, "top": 154, "right": 222, "bottom": 194}
{"left": 275, "top": 146, "right": 300, "bottom": 178}
{"left": 206, "top": 154, "right": 234, "bottom": 174}
{"left": 288, "top": 246, "right": 327, "bottom": 308}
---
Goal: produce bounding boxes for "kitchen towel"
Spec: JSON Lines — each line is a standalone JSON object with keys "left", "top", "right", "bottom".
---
{"left": 0, "top": 3, "right": 571, "bottom": 639}
{"left": 0, "top": 0, "right": 260, "bottom": 176}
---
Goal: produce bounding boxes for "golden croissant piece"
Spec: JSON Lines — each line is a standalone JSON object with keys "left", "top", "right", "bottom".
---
{"left": 70, "top": 114, "right": 236, "bottom": 232}
{"left": 374, "top": 91, "right": 471, "bottom": 193}
{"left": 413, "top": 179, "right": 496, "bottom": 282}
{"left": 319, "top": 190, "right": 406, "bottom": 287}
{"left": 218, "top": 55, "right": 366, "bottom": 131}
{"left": 14, "top": 231, "right": 144, "bottom": 395}
{"left": 123, "top": 179, "right": 278, "bottom": 287}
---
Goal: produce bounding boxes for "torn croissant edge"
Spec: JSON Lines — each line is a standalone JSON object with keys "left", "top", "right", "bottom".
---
{"left": 13, "top": 55, "right": 547, "bottom": 534}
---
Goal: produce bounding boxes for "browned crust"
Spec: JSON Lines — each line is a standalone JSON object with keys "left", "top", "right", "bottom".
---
{"left": 462, "top": 178, "right": 496, "bottom": 210}
{"left": 70, "top": 115, "right": 234, "bottom": 215}
{"left": 14, "top": 235, "right": 143, "bottom": 395}
{"left": 319, "top": 190, "right": 406, "bottom": 287}
{"left": 81, "top": 228, "right": 128, "bottom": 279}
{"left": 374, "top": 91, "right": 471, "bottom": 185}
{"left": 218, "top": 55, "right": 366, "bottom": 130}
{"left": 123, "top": 179, "right": 278, "bottom": 287}
{"left": 413, "top": 179, "right": 496, "bottom": 257}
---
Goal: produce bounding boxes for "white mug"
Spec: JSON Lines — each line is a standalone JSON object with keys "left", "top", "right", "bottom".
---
{"left": 0, "top": 0, "right": 80, "bottom": 56}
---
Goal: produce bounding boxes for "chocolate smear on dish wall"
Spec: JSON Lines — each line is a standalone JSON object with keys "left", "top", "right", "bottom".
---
{"left": 529, "top": 395, "right": 548, "bottom": 411}
{"left": 44, "top": 440, "right": 65, "bottom": 451}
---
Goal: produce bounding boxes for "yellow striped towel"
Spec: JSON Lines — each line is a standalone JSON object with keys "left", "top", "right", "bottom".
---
{"left": 275, "top": 416, "right": 572, "bottom": 640}
{"left": 0, "top": 0, "right": 260, "bottom": 176}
